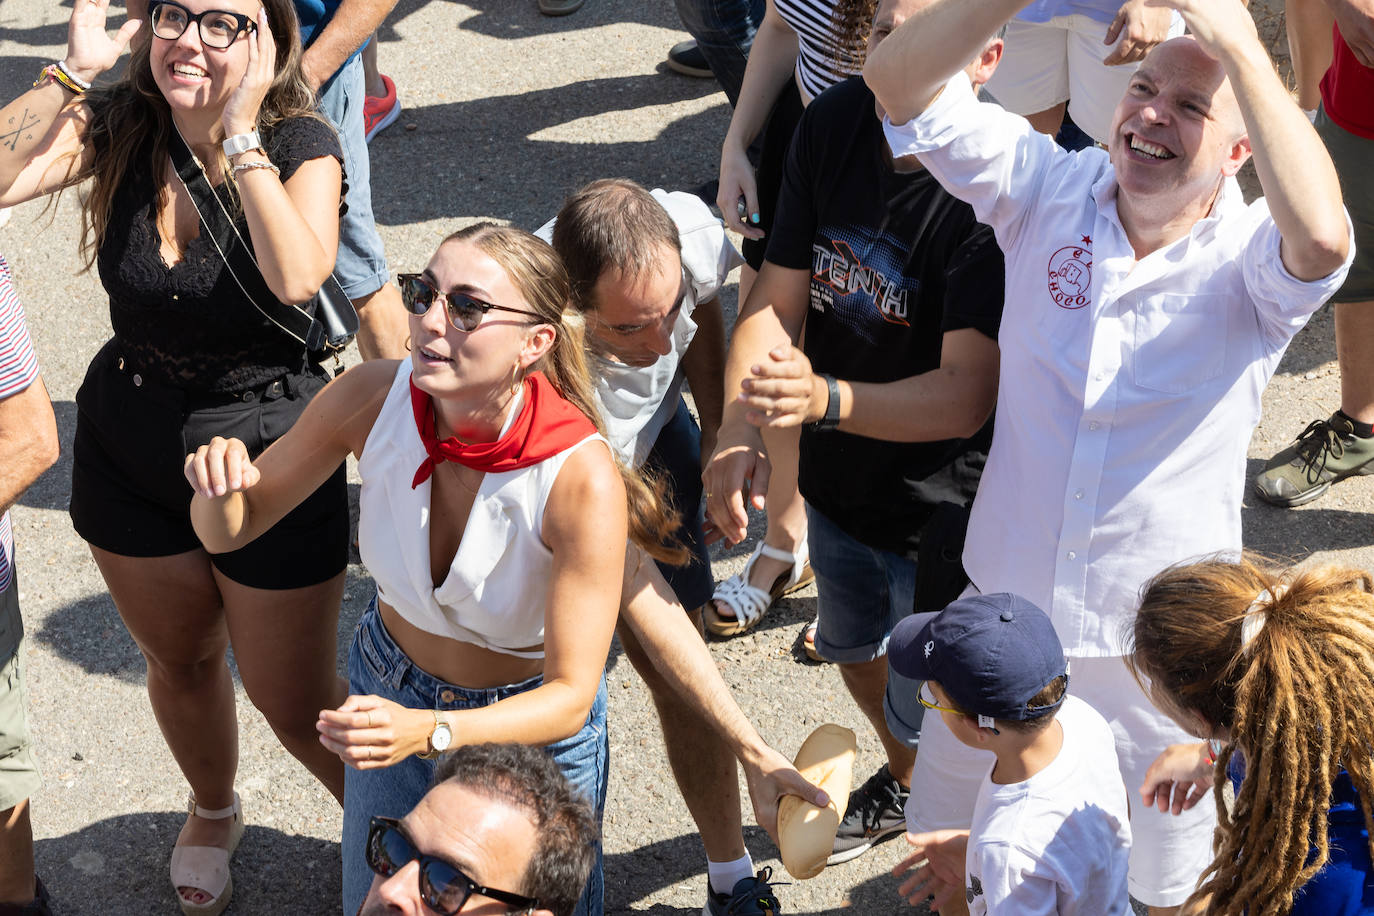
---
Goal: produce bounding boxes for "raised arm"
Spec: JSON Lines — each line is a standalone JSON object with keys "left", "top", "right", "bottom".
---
{"left": 223, "top": 18, "right": 342, "bottom": 303}
{"left": 185, "top": 358, "right": 393, "bottom": 552}
{"left": 1168, "top": 0, "right": 1350, "bottom": 280}
{"left": 863, "top": 0, "right": 1028, "bottom": 124}
{"left": 0, "top": 0, "right": 140, "bottom": 204}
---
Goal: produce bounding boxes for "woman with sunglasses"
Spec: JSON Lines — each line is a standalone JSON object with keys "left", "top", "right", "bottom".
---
{"left": 185, "top": 223, "right": 680, "bottom": 916}
{"left": 0, "top": 1, "right": 348, "bottom": 912}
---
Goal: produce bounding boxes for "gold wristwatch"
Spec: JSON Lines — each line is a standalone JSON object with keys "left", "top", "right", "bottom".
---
{"left": 417, "top": 710, "right": 452, "bottom": 760}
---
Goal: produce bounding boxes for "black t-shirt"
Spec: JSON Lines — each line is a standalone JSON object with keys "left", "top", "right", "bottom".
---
{"left": 89, "top": 103, "right": 344, "bottom": 393}
{"left": 766, "top": 76, "right": 1005, "bottom": 556}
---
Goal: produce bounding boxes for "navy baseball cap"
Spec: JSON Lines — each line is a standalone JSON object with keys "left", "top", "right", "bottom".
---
{"left": 888, "top": 593, "right": 1068, "bottom": 723}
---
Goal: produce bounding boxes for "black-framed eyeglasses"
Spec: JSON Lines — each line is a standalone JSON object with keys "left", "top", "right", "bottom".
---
{"left": 366, "top": 816, "right": 540, "bottom": 915}
{"left": 398, "top": 273, "right": 546, "bottom": 333}
{"left": 148, "top": 0, "right": 257, "bottom": 50}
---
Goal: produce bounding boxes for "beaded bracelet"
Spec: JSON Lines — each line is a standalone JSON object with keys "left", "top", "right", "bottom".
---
{"left": 55, "top": 61, "right": 92, "bottom": 92}
{"left": 232, "top": 161, "right": 281, "bottom": 178}
{"left": 33, "top": 62, "right": 90, "bottom": 94}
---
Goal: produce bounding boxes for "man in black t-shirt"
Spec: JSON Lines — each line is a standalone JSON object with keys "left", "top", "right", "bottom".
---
{"left": 705, "top": 0, "right": 1007, "bottom": 868}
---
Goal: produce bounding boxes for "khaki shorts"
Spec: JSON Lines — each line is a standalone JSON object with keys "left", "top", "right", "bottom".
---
{"left": 1317, "top": 106, "right": 1374, "bottom": 303}
{"left": 0, "top": 579, "right": 38, "bottom": 812}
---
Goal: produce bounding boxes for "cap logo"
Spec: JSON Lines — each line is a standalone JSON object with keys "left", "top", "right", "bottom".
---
{"left": 923, "top": 640, "right": 934, "bottom": 658}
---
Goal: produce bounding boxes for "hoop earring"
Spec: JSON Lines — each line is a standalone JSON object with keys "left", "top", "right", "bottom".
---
{"left": 404, "top": 335, "right": 412, "bottom": 352}
{"left": 510, "top": 360, "right": 523, "bottom": 395}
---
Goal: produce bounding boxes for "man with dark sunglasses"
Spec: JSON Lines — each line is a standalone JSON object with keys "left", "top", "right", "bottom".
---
{"left": 357, "top": 742, "right": 597, "bottom": 916}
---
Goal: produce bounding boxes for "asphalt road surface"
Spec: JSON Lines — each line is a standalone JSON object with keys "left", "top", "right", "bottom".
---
{"left": 1, "top": 0, "right": 1365, "bottom": 913}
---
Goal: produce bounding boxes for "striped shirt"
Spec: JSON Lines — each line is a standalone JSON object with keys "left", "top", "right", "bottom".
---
{"left": 0, "top": 255, "right": 40, "bottom": 595}
{"left": 777, "top": 0, "right": 861, "bottom": 101}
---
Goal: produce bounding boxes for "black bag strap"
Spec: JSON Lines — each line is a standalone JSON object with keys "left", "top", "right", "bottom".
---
{"left": 167, "top": 128, "right": 324, "bottom": 349}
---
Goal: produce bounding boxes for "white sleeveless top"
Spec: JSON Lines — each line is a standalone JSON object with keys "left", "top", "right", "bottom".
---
{"left": 357, "top": 362, "right": 607, "bottom": 659}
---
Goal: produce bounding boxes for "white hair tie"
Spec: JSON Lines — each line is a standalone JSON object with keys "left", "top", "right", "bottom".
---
{"left": 1241, "top": 584, "right": 1287, "bottom": 653}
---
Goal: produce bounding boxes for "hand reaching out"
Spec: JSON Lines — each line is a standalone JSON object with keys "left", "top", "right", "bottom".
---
{"left": 1104, "top": 0, "right": 1174, "bottom": 65}
{"left": 317, "top": 695, "right": 431, "bottom": 769}
{"left": 1141, "top": 742, "right": 1215, "bottom": 815}
{"left": 894, "top": 829, "right": 969, "bottom": 911}
{"left": 65, "top": 0, "right": 143, "bottom": 84}
{"left": 741, "top": 745, "right": 830, "bottom": 846}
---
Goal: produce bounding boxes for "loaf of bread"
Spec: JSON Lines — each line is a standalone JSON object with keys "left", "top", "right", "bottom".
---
{"left": 776, "top": 723, "right": 858, "bottom": 879}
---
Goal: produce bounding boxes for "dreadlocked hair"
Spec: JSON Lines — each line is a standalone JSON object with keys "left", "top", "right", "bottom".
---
{"left": 441, "top": 223, "right": 685, "bottom": 566}
{"left": 1128, "top": 554, "right": 1374, "bottom": 916}
{"left": 73, "top": 0, "right": 320, "bottom": 268}
{"left": 829, "top": 0, "right": 879, "bottom": 74}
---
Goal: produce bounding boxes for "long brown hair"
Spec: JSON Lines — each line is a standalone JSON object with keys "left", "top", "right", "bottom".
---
{"left": 830, "top": 0, "right": 880, "bottom": 74}
{"left": 76, "top": 0, "right": 321, "bottom": 266}
{"left": 1129, "top": 555, "right": 1374, "bottom": 916}
{"left": 444, "top": 223, "right": 685, "bottom": 565}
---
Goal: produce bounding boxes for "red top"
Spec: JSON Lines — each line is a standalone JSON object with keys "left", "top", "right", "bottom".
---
{"left": 409, "top": 371, "right": 597, "bottom": 488}
{"left": 1321, "top": 27, "right": 1374, "bottom": 140}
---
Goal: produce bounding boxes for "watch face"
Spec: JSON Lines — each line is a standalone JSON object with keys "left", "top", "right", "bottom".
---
{"left": 431, "top": 722, "right": 453, "bottom": 752}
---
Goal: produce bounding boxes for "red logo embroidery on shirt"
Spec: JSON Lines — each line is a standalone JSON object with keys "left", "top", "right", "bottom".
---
{"left": 1047, "top": 241, "right": 1092, "bottom": 310}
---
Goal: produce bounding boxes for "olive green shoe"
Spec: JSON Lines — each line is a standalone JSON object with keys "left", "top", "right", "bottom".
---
{"left": 1254, "top": 412, "right": 1374, "bottom": 507}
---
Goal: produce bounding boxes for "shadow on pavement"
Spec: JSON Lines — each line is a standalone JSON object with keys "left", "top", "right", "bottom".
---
{"left": 31, "top": 566, "right": 376, "bottom": 683}
{"left": 368, "top": 77, "right": 725, "bottom": 233}
{"left": 37, "top": 811, "right": 341, "bottom": 916}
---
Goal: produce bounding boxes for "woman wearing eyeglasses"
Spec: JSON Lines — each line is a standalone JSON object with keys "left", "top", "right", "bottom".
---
{"left": 0, "top": 1, "right": 348, "bottom": 913}
{"left": 184, "top": 224, "right": 679, "bottom": 916}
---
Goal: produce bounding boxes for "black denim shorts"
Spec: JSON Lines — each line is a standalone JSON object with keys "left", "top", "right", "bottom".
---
{"left": 70, "top": 341, "right": 348, "bottom": 590}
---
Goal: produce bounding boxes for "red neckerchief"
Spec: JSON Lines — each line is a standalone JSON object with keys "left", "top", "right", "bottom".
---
{"left": 409, "top": 371, "right": 596, "bottom": 488}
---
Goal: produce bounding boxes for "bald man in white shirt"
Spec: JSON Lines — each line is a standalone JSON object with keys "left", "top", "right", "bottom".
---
{"left": 865, "top": 0, "right": 1353, "bottom": 913}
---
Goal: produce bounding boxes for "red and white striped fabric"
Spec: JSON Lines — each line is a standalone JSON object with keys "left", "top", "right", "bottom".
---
{"left": 0, "top": 254, "right": 40, "bottom": 595}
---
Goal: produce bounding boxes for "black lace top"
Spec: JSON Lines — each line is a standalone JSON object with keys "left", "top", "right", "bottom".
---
{"left": 93, "top": 113, "right": 344, "bottom": 392}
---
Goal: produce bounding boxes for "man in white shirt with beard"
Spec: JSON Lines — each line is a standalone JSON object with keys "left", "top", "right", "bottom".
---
{"left": 864, "top": 0, "right": 1354, "bottom": 913}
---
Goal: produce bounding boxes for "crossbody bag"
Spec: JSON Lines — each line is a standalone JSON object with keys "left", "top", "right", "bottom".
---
{"left": 168, "top": 127, "right": 359, "bottom": 357}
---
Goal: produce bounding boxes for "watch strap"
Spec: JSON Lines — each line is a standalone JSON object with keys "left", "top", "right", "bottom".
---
{"left": 810, "top": 374, "right": 842, "bottom": 432}
{"left": 222, "top": 129, "right": 263, "bottom": 158}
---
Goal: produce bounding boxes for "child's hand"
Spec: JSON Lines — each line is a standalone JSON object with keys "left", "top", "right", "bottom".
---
{"left": 1141, "top": 741, "right": 1214, "bottom": 815}
{"left": 893, "top": 829, "right": 969, "bottom": 910}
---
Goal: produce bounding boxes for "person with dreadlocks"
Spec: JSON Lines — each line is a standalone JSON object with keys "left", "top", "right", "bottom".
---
{"left": 1129, "top": 555, "right": 1374, "bottom": 916}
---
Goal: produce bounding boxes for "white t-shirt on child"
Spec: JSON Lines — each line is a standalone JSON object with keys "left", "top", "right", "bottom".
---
{"left": 966, "top": 696, "right": 1132, "bottom": 915}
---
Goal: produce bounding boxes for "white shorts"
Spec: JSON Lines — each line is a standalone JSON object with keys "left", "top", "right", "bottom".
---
{"left": 984, "top": 13, "right": 1185, "bottom": 145}
{"left": 905, "top": 654, "right": 1217, "bottom": 908}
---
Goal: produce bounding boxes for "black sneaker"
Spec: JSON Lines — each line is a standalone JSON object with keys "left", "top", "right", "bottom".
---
{"left": 667, "top": 39, "right": 715, "bottom": 78}
{"left": 703, "top": 867, "right": 782, "bottom": 916}
{"left": 827, "top": 764, "right": 910, "bottom": 865}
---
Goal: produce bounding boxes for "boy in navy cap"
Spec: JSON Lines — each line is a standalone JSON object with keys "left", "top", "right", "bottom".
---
{"left": 886, "top": 594, "right": 1131, "bottom": 914}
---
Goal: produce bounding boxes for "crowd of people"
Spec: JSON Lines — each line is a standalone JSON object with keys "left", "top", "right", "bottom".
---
{"left": 0, "top": 0, "right": 1371, "bottom": 913}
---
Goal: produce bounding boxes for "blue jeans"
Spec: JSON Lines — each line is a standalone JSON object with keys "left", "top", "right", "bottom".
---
{"left": 674, "top": 0, "right": 764, "bottom": 107}
{"left": 647, "top": 398, "right": 715, "bottom": 611}
{"left": 805, "top": 504, "right": 918, "bottom": 663}
{"left": 341, "top": 599, "right": 609, "bottom": 916}
{"left": 314, "top": 55, "right": 390, "bottom": 300}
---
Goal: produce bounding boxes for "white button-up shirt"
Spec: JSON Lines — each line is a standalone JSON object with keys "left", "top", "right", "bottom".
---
{"left": 884, "top": 73, "right": 1353, "bottom": 656}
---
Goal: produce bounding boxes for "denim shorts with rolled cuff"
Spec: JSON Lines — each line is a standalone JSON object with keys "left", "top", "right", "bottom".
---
{"left": 806, "top": 504, "right": 918, "bottom": 664}
{"left": 340, "top": 597, "right": 609, "bottom": 916}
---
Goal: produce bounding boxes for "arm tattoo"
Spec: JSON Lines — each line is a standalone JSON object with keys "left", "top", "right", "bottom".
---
{"left": 2, "top": 109, "right": 43, "bottom": 153}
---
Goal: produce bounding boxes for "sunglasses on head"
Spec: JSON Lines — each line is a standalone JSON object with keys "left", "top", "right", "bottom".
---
{"left": 147, "top": 0, "right": 256, "bottom": 50}
{"left": 398, "top": 273, "right": 545, "bottom": 333}
{"left": 366, "top": 816, "right": 539, "bottom": 915}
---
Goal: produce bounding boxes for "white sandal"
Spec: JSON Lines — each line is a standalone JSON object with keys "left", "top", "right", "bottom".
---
{"left": 170, "top": 793, "right": 245, "bottom": 916}
{"left": 706, "top": 540, "right": 814, "bottom": 637}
